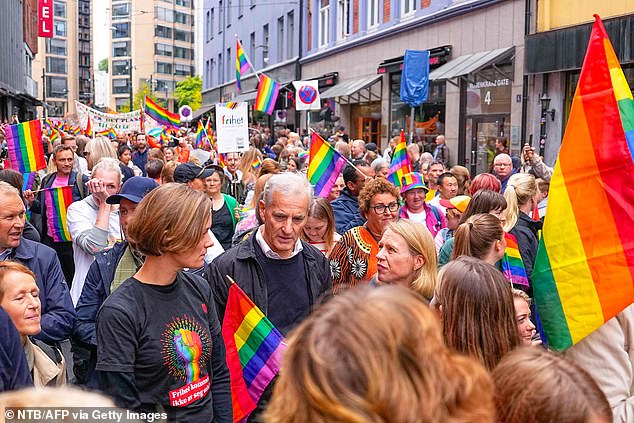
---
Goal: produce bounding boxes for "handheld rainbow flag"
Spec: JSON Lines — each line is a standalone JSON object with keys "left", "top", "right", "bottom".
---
{"left": 95, "top": 128, "right": 110, "bottom": 138}
{"left": 307, "top": 132, "right": 348, "bottom": 198}
{"left": 205, "top": 118, "right": 215, "bottom": 148}
{"left": 236, "top": 39, "right": 250, "bottom": 91}
{"left": 532, "top": 15, "right": 634, "bottom": 351}
{"left": 144, "top": 96, "right": 180, "bottom": 127}
{"left": 251, "top": 157, "right": 262, "bottom": 171}
{"left": 501, "top": 232, "right": 529, "bottom": 288}
{"left": 195, "top": 120, "right": 205, "bottom": 148}
{"left": 386, "top": 131, "right": 412, "bottom": 187}
{"left": 5, "top": 120, "right": 46, "bottom": 173}
{"left": 108, "top": 127, "right": 117, "bottom": 139}
{"left": 44, "top": 186, "right": 74, "bottom": 242}
{"left": 218, "top": 153, "right": 226, "bottom": 168}
{"left": 255, "top": 74, "right": 280, "bottom": 115}
{"left": 222, "top": 281, "right": 286, "bottom": 423}
{"left": 22, "top": 172, "right": 36, "bottom": 192}
{"left": 84, "top": 116, "right": 93, "bottom": 138}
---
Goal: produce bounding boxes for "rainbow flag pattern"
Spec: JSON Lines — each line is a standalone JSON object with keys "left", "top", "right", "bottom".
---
{"left": 144, "top": 96, "right": 180, "bottom": 127}
{"left": 44, "top": 186, "right": 73, "bottom": 242}
{"left": 307, "top": 132, "right": 347, "bottom": 198}
{"left": 501, "top": 232, "right": 529, "bottom": 288}
{"left": 5, "top": 120, "right": 46, "bottom": 173}
{"left": 49, "top": 128, "right": 60, "bottom": 144}
{"left": 108, "top": 127, "right": 117, "bottom": 139}
{"left": 387, "top": 130, "right": 412, "bottom": 187}
{"left": 222, "top": 283, "right": 285, "bottom": 423}
{"left": 255, "top": 74, "right": 280, "bottom": 115}
{"left": 22, "top": 172, "right": 36, "bottom": 192}
{"left": 251, "top": 157, "right": 262, "bottom": 171}
{"left": 218, "top": 153, "right": 226, "bottom": 168}
{"left": 84, "top": 116, "right": 93, "bottom": 138}
{"left": 532, "top": 15, "right": 634, "bottom": 351}
{"left": 195, "top": 120, "right": 205, "bottom": 148}
{"left": 236, "top": 39, "right": 250, "bottom": 91}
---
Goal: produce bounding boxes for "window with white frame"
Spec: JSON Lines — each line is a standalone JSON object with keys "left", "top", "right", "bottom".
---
{"left": 367, "top": 0, "right": 380, "bottom": 28}
{"left": 401, "top": 0, "right": 416, "bottom": 16}
{"left": 337, "top": 0, "right": 350, "bottom": 40}
{"left": 319, "top": 0, "right": 330, "bottom": 47}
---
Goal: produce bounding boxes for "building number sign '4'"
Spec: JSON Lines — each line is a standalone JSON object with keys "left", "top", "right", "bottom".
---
{"left": 484, "top": 91, "right": 492, "bottom": 105}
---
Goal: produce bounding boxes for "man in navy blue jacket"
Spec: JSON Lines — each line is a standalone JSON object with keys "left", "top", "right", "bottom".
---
{"left": 331, "top": 160, "right": 375, "bottom": 234}
{"left": 0, "top": 182, "right": 75, "bottom": 344}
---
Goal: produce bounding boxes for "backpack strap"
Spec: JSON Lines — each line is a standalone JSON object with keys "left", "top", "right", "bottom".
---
{"left": 429, "top": 205, "right": 442, "bottom": 229}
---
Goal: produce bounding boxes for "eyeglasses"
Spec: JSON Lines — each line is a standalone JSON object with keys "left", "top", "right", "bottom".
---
{"left": 370, "top": 202, "right": 399, "bottom": 214}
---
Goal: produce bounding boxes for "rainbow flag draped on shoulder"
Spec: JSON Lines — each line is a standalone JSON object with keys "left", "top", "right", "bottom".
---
{"left": 387, "top": 131, "right": 412, "bottom": 187}
{"left": 5, "top": 120, "right": 46, "bottom": 173}
{"left": 222, "top": 282, "right": 285, "bottom": 423}
{"left": 44, "top": 186, "right": 74, "bottom": 242}
{"left": 307, "top": 132, "right": 347, "bottom": 198}
{"left": 144, "top": 96, "right": 180, "bottom": 127}
{"left": 532, "top": 15, "right": 634, "bottom": 351}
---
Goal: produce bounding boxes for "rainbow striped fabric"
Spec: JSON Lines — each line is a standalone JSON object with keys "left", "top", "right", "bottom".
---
{"left": 144, "top": 96, "right": 180, "bottom": 127}
{"left": 387, "top": 131, "right": 412, "bottom": 187}
{"left": 255, "top": 74, "right": 280, "bottom": 115}
{"left": 236, "top": 39, "right": 250, "bottom": 91}
{"left": 532, "top": 15, "right": 634, "bottom": 351}
{"left": 501, "top": 232, "right": 529, "bottom": 288}
{"left": 5, "top": 120, "right": 46, "bottom": 173}
{"left": 251, "top": 157, "right": 262, "bottom": 171}
{"left": 307, "top": 132, "right": 347, "bottom": 198}
{"left": 222, "top": 283, "right": 285, "bottom": 423}
{"left": 44, "top": 186, "right": 73, "bottom": 242}
{"left": 22, "top": 172, "right": 36, "bottom": 192}
{"left": 218, "top": 153, "right": 226, "bottom": 168}
{"left": 195, "top": 120, "right": 205, "bottom": 148}
{"left": 84, "top": 117, "right": 93, "bottom": 138}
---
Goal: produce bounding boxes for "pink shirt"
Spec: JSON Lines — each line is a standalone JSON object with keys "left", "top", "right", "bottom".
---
{"left": 52, "top": 174, "right": 70, "bottom": 188}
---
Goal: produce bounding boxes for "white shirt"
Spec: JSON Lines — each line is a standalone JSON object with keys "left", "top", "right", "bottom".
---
{"left": 204, "top": 230, "right": 225, "bottom": 264}
{"left": 255, "top": 225, "right": 303, "bottom": 259}
{"left": 67, "top": 196, "right": 121, "bottom": 305}
{"left": 407, "top": 209, "right": 427, "bottom": 224}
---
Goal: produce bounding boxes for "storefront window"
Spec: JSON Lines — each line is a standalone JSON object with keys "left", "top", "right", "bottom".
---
{"left": 389, "top": 72, "right": 445, "bottom": 143}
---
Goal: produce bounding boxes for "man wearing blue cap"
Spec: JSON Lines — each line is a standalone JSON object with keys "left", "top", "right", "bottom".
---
{"left": 72, "top": 176, "right": 159, "bottom": 386}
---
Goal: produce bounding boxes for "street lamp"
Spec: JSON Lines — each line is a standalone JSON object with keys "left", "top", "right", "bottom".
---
{"left": 539, "top": 93, "right": 556, "bottom": 157}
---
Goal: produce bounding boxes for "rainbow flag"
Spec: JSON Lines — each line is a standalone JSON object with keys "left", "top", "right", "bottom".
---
{"left": 307, "top": 132, "right": 347, "bottom": 198}
{"left": 144, "top": 96, "right": 180, "bottom": 127}
{"left": 254, "top": 75, "right": 280, "bottom": 115}
{"left": 49, "top": 128, "right": 60, "bottom": 144}
{"left": 251, "top": 157, "right": 262, "bottom": 171}
{"left": 532, "top": 15, "right": 634, "bottom": 351}
{"left": 71, "top": 126, "right": 81, "bottom": 136}
{"left": 236, "top": 39, "right": 250, "bottom": 91}
{"left": 222, "top": 282, "right": 285, "bottom": 423}
{"left": 386, "top": 131, "right": 412, "bottom": 187}
{"left": 22, "top": 172, "right": 36, "bottom": 192}
{"left": 195, "top": 120, "right": 205, "bottom": 148}
{"left": 500, "top": 232, "right": 529, "bottom": 288}
{"left": 205, "top": 118, "right": 214, "bottom": 148}
{"left": 108, "top": 127, "right": 117, "bottom": 139}
{"left": 44, "top": 186, "right": 73, "bottom": 242}
{"left": 95, "top": 128, "right": 110, "bottom": 138}
{"left": 218, "top": 153, "right": 226, "bottom": 168}
{"left": 84, "top": 116, "right": 93, "bottom": 138}
{"left": 5, "top": 120, "right": 46, "bottom": 173}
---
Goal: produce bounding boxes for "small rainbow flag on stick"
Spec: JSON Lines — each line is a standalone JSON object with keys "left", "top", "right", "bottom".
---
{"left": 236, "top": 39, "right": 250, "bottom": 91}
{"left": 255, "top": 74, "right": 281, "bottom": 115}
{"left": 144, "top": 96, "right": 180, "bottom": 127}
{"left": 5, "top": 120, "right": 46, "bottom": 173}
{"left": 44, "top": 186, "right": 74, "bottom": 242}
{"left": 501, "top": 232, "right": 529, "bottom": 288}
{"left": 84, "top": 116, "right": 93, "bottom": 138}
{"left": 533, "top": 15, "right": 634, "bottom": 351}
{"left": 386, "top": 130, "right": 412, "bottom": 187}
{"left": 195, "top": 120, "right": 205, "bottom": 148}
{"left": 251, "top": 157, "right": 262, "bottom": 171}
{"left": 307, "top": 132, "right": 347, "bottom": 198}
{"left": 222, "top": 280, "right": 285, "bottom": 423}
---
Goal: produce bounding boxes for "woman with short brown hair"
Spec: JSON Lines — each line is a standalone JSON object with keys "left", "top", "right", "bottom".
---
{"left": 96, "top": 183, "right": 231, "bottom": 422}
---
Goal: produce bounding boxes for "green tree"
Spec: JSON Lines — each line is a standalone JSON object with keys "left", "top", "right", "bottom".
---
{"left": 174, "top": 75, "right": 202, "bottom": 110}
{"left": 118, "top": 81, "right": 162, "bottom": 112}
{"left": 98, "top": 58, "right": 108, "bottom": 72}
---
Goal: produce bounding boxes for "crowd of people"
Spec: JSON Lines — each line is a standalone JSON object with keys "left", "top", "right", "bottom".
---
{"left": 0, "top": 121, "right": 629, "bottom": 423}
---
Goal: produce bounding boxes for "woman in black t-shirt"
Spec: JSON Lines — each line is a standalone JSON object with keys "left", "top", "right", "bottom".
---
{"left": 96, "top": 183, "right": 232, "bottom": 423}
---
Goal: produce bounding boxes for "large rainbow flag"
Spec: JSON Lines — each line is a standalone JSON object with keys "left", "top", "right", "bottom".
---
{"left": 222, "top": 282, "right": 285, "bottom": 423}
{"left": 532, "top": 15, "right": 634, "bottom": 351}
{"left": 144, "top": 96, "right": 180, "bottom": 127}
{"left": 386, "top": 130, "right": 412, "bottom": 187}
{"left": 236, "top": 39, "right": 250, "bottom": 91}
{"left": 44, "top": 186, "right": 74, "bottom": 242}
{"left": 255, "top": 74, "right": 280, "bottom": 115}
{"left": 307, "top": 132, "right": 348, "bottom": 198}
{"left": 5, "top": 120, "right": 46, "bottom": 173}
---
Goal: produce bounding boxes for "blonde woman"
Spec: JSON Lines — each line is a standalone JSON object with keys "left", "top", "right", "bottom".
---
{"left": 375, "top": 219, "right": 438, "bottom": 300}
{"left": 84, "top": 137, "right": 117, "bottom": 171}
{"left": 503, "top": 173, "right": 541, "bottom": 282}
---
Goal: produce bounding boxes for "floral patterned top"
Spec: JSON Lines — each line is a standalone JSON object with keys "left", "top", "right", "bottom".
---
{"left": 329, "top": 226, "right": 379, "bottom": 293}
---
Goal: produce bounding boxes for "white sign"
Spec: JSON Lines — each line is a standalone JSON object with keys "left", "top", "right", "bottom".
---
{"left": 179, "top": 105, "right": 193, "bottom": 122}
{"left": 293, "top": 80, "right": 321, "bottom": 111}
{"left": 75, "top": 101, "right": 141, "bottom": 133}
{"left": 215, "top": 102, "right": 249, "bottom": 154}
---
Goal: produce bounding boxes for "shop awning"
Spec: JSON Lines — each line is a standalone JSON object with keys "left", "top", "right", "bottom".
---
{"left": 192, "top": 103, "right": 215, "bottom": 120}
{"left": 429, "top": 47, "right": 515, "bottom": 82}
{"left": 234, "top": 90, "right": 258, "bottom": 103}
{"left": 321, "top": 75, "right": 382, "bottom": 105}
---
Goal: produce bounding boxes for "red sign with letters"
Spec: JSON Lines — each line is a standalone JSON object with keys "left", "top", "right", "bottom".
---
{"left": 38, "top": 0, "right": 53, "bottom": 38}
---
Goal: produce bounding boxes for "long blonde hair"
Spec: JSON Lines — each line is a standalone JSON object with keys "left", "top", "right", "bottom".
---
{"left": 238, "top": 147, "right": 264, "bottom": 183}
{"left": 265, "top": 286, "right": 495, "bottom": 423}
{"left": 384, "top": 219, "right": 437, "bottom": 299}
{"left": 503, "top": 173, "right": 537, "bottom": 231}
{"left": 85, "top": 137, "right": 116, "bottom": 170}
